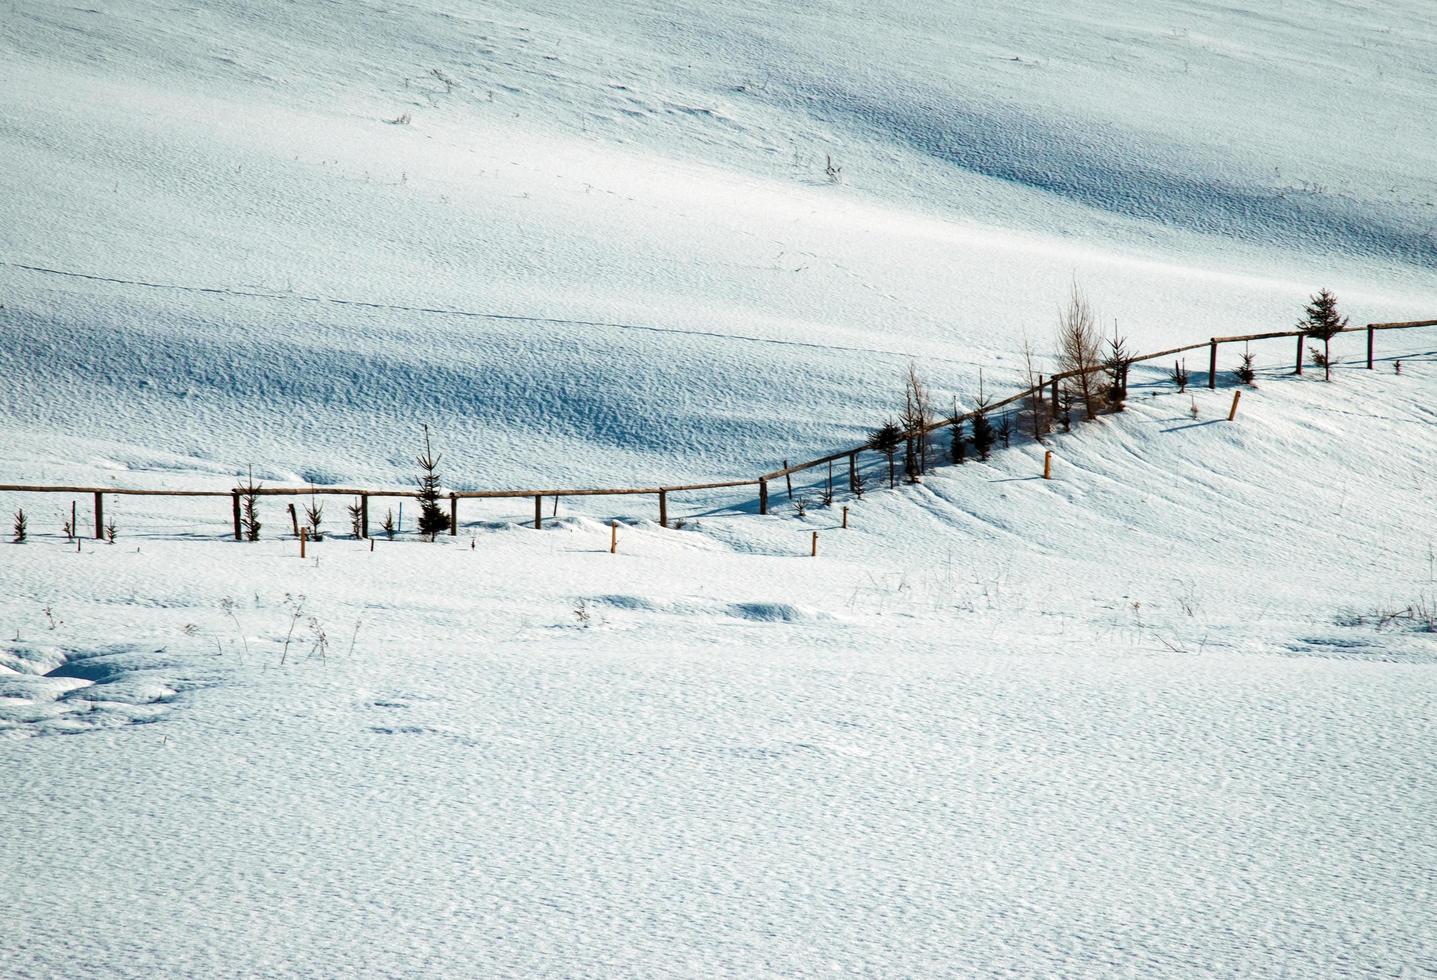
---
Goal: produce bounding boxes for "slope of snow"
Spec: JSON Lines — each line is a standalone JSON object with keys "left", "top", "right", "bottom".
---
{"left": 3, "top": 365, "right": 1436, "bottom": 975}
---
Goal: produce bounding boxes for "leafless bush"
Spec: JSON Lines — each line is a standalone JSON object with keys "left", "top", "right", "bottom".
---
{"left": 1171, "top": 359, "right": 1189, "bottom": 391}
{"left": 900, "top": 363, "right": 933, "bottom": 480}
{"left": 1056, "top": 283, "right": 1103, "bottom": 421}
{"left": 384, "top": 113, "right": 412, "bottom": 125}
{"left": 1020, "top": 336, "right": 1049, "bottom": 439}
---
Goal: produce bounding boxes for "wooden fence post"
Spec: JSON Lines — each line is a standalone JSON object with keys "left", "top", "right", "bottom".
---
{"left": 610, "top": 521, "right": 617, "bottom": 554}
{"left": 449, "top": 494, "right": 458, "bottom": 535}
{"left": 231, "top": 491, "right": 241, "bottom": 541}
{"left": 1043, "top": 450, "right": 1053, "bottom": 480}
{"left": 842, "top": 505, "right": 848, "bottom": 529}
{"left": 360, "top": 494, "right": 369, "bottom": 538}
{"left": 811, "top": 530, "right": 818, "bottom": 557}
{"left": 759, "top": 478, "right": 769, "bottom": 515}
{"left": 71, "top": 500, "right": 76, "bottom": 540}
{"left": 848, "top": 452, "right": 858, "bottom": 494}
{"left": 300, "top": 527, "right": 307, "bottom": 558}
{"left": 534, "top": 495, "right": 543, "bottom": 530}
{"left": 95, "top": 492, "right": 104, "bottom": 540}
{"left": 288, "top": 502, "right": 300, "bottom": 537}
{"left": 1295, "top": 334, "right": 1304, "bottom": 375}
{"left": 1367, "top": 326, "right": 1374, "bottom": 369}
{"left": 659, "top": 489, "right": 668, "bottom": 528}
{"left": 1208, "top": 340, "right": 1218, "bottom": 389}
{"left": 1228, "top": 390, "right": 1242, "bottom": 421}
{"left": 1050, "top": 376, "right": 1059, "bottom": 416}
{"left": 783, "top": 460, "right": 793, "bottom": 500}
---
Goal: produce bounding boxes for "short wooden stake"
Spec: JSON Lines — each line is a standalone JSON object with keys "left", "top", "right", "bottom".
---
{"left": 534, "top": 495, "right": 543, "bottom": 530}
{"left": 370, "top": 538, "right": 374, "bottom": 552}
{"left": 758, "top": 478, "right": 769, "bottom": 515}
{"left": 610, "top": 521, "right": 618, "bottom": 554}
{"left": 288, "top": 503, "right": 300, "bottom": 537}
{"left": 1208, "top": 340, "right": 1218, "bottom": 389}
{"left": 94, "top": 492, "right": 105, "bottom": 540}
{"left": 300, "top": 527, "right": 307, "bottom": 559}
{"left": 1367, "top": 326, "right": 1374, "bottom": 369}
{"left": 659, "top": 489, "right": 668, "bottom": 528}
{"left": 71, "top": 500, "right": 77, "bottom": 540}
{"left": 231, "top": 491, "right": 241, "bottom": 541}
{"left": 449, "top": 494, "right": 457, "bottom": 535}
{"left": 1295, "top": 333, "right": 1304, "bottom": 375}
{"left": 1043, "top": 450, "right": 1053, "bottom": 480}
{"left": 842, "top": 505, "right": 849, "bottom": 529}
{"left": 360, "top": 494, "right": 369, "bottom": 538}
{"left": 1227, "top": 389, "right": 1242, "bottom": 421}
{"left": 811, "top": 530, "right": 818, "bottom": 557}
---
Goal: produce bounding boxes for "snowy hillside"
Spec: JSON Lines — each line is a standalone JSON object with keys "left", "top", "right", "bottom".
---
{"left": 3, "top": 0, "right": 1436, "bottom": 488}
{"left": 2, "top": 0, "right": 1436, "bottom": 976}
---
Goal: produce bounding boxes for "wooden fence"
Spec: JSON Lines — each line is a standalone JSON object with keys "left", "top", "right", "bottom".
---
{"left": 3, "top": 318, "right": 1433, "bottom": 540}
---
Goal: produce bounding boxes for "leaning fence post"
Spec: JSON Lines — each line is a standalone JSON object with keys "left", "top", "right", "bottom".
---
{"left": 534, "top": 495, "right": 543, "bottom": 530}
{"left": 783, "top": 460, "right": 793, "bottom": 500}
{"left": 1295, "top": 334, "right": 1304, "bottom": 375}
{"left": 759, "top": 478, "right": 769, "bottom": 515}
{"left": 288, "top": 502, "right": 300, "bottom": 537}
{"left": 1228, "top": 390, "right": 1242, "bottom": 421}
{"left": 1367, "top": 326, "right": 1374, "bottom": 369}
{"left": 1043, "top": 450, "right": 1053, "bottom": 480}
{"left": 231, "top": 491, "right": 241, "bottom": 541}
{"left": 659, "top": 489, "right": 668, "bottom": 528}
{"left": 94, "top": 492, "right": 105, "bottom": 540}
{"left": 1208, "top": 340, "right": 1218, "bottom": 389}
{"left": 449, "top": 493, "right": 458, "bottom": 535}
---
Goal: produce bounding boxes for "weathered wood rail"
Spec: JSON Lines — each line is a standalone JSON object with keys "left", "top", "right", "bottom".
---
{"left": 2, "top": 318, "right": 1432, "bottom": 538}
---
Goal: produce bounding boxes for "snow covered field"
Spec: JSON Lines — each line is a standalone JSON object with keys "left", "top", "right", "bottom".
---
{"left": 3, "top": 0, "right": 1436, "bottom": 975}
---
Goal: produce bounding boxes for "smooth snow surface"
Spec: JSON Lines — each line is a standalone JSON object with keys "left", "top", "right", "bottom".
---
{"left": 2, "top": 0, "right": 1436, "bottom": 976}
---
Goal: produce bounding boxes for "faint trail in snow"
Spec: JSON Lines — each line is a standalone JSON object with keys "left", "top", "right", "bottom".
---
{"left": 3, "top": 260, "right": 977, "bottom": 366}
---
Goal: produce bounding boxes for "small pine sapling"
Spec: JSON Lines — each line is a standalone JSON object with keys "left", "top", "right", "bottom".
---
{"left": 1171, "top": 359, "right": 1189, "bottom": 392}
{"left": 105, "top": 520, "right": 117, "bottom": 544}
{"left": 1297, "top": 288, "right": 1348, "bottom": 382}
{"left": 970, "top": 375, "right": 996, "bottom": 461}
{"left": 872, "top": 421, "right": 902, "bottom": 489}
{"left": 996, "top": 411, "right": 1012, "bottom": 448}
{"left": 1104, "top": 325, "right": 1131, "bottom": 412}
{"left": 12, "top": 509, "right": 26, "bottom": 543}
{"left": 415, "top": 424, "right": 451, "bottom": 540}
{"left": 1234, "top": 351, "right": 1257, "bottom": 386}
{"left": 240, "top": 466, "right": 262, "bottom": 541}
{"left": 303, "top": 496, "right": 324, "bottom": 541}
{"left": 348, "top": 499, "right": 364, "bottom": 538}
{"left": 382, "top": 508, "right": 396, "bottom": 540}
{"left": 971, "top": 407, "right": 995, "bottom": 461}
{"left": 951, "top": 418, "right": 968, "bottom": 464}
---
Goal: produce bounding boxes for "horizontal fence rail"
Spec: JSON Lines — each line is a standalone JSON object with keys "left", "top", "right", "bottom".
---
{"left": 2, "top": 319, "right": 1433, "bottom": 538}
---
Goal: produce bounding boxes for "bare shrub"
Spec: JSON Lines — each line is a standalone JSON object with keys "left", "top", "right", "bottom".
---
{"left": 1056, "top": 283, "right": 1103, "bottom": 420}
